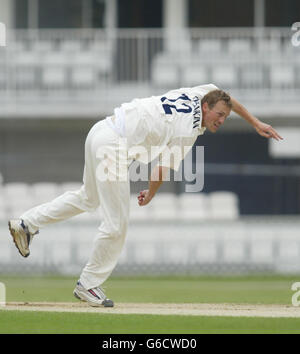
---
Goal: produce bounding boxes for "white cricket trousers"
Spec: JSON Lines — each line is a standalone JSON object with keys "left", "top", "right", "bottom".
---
{"left": 21, "top": 120, "right": 130, "bottom": 289}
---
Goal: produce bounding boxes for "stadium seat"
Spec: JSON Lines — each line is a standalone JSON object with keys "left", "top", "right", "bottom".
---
{"left": 73, "top": 52, "right": 95, "bottom": 66}
{"left": 152, "top": 61, "right": 179, "bottom": 87}
{"left": 71, "top": 67, "right": 95, "bottom": 88}
{"left": 0, "top": 205, "right": 6, "bottom": 220}
{"left": 134, "top": 242, "right": 156, "bottom": 264}
{"left": 181, "top": 63, "right": 208, "bottom": 86}
{"left": 13, "top": 51, "right": 40, "bottom": 66}
{"left": 72, "top": 51, "right": 111, "bottom": 80}
{"left": 0, "top": 180, "right": 5, "bottom": 220}
{"left": 4, "top": 182, "right": 31, "bottom": 199}
{"left": 32, "top": 41, "right": 54, "bottom": 53}
{"left": 130, "top": 194, "right": 152, "bottom": 221}
{"left": 178, "top": 193, "right": 208, "bottom": 221}
{"left": 0, "top": 66, "right": 7, "bottom": 89}
{"left": 151, "top": 193, "right": 179, "bottom": 220}
{"left": 89, "top": 40, "right": 112, "bottom": 54}
{"left": 250, "top": 229, "right": 275, "bottom": 263}
{"left": 60, "top": 182, "right": 82, "bottom": 193}
{"left": 31, "top": 182, "right": 60, "bottom": 205}
{"left": 198, "top": 39, "right": 222, "bottom": 53}
{"left": 89, "top": 38, "right": 113, "bottom": 73}
{"left": 4, "top": 182, "right": 35, "bottom": 217}
{"left": 270, "top": 65, "right": 295, "bottom": 88}
{"left": 13, "top": 51, "right": 38, "bottom": 88}
{"left": 166, "top": 243, "right": 189, "bottom": 263}
{"left": 42, "top": 52, "right": 69, "bottom": 65}
{"left": 211, "top": 65, "right": 237, "bottom": 88}
{"left": 256, "top": 39, "right": 281, "bottom": 54}
{"left": 151, "top": 53, "right": 179, "bottom": 87}
{"left": 296, "top": 65, "right": 300, "bottom": 88}
{"left": 15, "top": 67, "right": 36, "bottom": 88}
{"left": 241, "top": 65, "right": 264, "bottom": 88}
{"left": 10, "top": 41, "right": 27, "bottom": 52}
{"left": 208, "top": 191, "right": 239, "bottom": 220}
{"left": 0, "top": 49, "right": 6, "bottom": 63}
{"left": 283, "top": 38, "right": 300, "bottom": 57}
{"left": 93, "top": 52, "right": 112, "bottom": 73}
{"left": 195, "top": 236, "right": 218, "bottom": 262}
{"left": 60, "top": 40, "right": 82, "bottom": 52}
{"left": 42, "top": 67, "right": 67, "bottom": 88}
{"left": 227, "top": 39, "right": 252, "bottom": 54}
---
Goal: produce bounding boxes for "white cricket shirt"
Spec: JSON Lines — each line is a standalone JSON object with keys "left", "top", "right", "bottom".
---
{"left": 107, "top": 83, "right": 218, "bottom": 170}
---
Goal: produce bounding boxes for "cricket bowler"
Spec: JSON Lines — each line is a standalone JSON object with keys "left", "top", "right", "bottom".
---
{"left": 8, "top": 84, "right": 282, "bottom": 307}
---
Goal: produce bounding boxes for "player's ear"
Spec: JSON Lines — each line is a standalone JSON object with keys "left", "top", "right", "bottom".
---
{"left": 202, "top": 102, "right": 209, "bottom": 113}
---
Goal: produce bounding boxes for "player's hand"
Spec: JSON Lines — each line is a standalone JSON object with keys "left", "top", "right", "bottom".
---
{"left": 254, "top": 121, "right": 283, "bottom": 141}
{"left": 137, "top": 190, "right": 152, "bottom": 206}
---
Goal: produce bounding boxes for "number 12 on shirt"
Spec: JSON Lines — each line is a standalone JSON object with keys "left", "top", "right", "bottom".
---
{"left": 161, "top": 94, "right": 192, "bottom": 115}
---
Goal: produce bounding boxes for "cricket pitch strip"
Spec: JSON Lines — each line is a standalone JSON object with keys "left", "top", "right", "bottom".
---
{"left": 3, "top": 302, "right": 300, "bottom": 318}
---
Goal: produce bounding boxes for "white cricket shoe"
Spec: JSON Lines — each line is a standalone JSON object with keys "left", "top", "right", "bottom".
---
{"left": 73, "top": 281, "right": 114, "bottom": 307}
{"left": 8, "top": 219, "right": 37, "bottom": 258}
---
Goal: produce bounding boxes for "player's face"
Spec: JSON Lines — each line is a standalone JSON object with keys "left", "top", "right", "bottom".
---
{"left": 202, "top": 101, "right": 231, "bottom": 133}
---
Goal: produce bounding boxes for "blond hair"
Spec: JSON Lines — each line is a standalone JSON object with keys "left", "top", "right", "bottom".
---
{"left": 201, "top": 90, "right": 232, "bottom": 109}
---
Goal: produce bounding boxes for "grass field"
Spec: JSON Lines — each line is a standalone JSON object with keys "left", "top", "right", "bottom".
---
{"left": 1, "top": 275, "right": 300, "bottom": 334}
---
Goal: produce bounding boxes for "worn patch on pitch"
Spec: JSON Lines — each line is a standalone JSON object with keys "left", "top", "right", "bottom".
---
{"left": 3, "top": 302, "right": 300, "bottom": 318}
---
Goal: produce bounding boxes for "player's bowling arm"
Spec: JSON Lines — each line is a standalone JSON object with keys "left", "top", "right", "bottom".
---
{"left": 230, "top": 96, "right": 283, "bottom": 141}
{"left": 138, "top": 165, "right": 169, "bottom": 206}
{"left": 230, "top": 96, "right": 260, "bottom": 127}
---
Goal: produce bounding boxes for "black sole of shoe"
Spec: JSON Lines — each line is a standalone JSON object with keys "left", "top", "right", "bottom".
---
{"left": 103, "top": 300, "right": 114, "bottom": 308}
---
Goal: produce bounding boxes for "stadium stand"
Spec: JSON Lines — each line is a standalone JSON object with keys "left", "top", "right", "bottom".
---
{"left": 240, "top": 64, "right": 265, "bottom": 89}
{"left": 4, "top": 182, "right": 34, "bottom": 218}
{"left": 182, "top": 63, "right": 208, "bottom": 87}
{"left": 151, "top": 193, "right": 179, "bottom": 221}
{"left": 31, "top": 182, "right": 61, "bottom": 205}
{"left": 130, "top": 194, "right": 152, "bottom": 220}
{"left": 0, "top": 176, "right": 240, "bottom": 222}
{"left": 0, "top": 175, "right": 5, "bottom": 220}
{"left": 227, "top": 39, "right": 252, "bottom": 54}
{"left": 197, "top": 39, "right": 222, "bottom": 54}
{"left": 211, "top": 64, "right": 237, "bottom": 88}
{"left": 59, "top": 182, "right": 82, "bottom": 193}
{"left": 0, "top": 29, "right": 297, "bottom": 114}
{"left": 151, "top": 54, "right": 179, "bottom": 88}
{"left": 178, "top": 193, "right": 208, "bottom": 221}
{"left": 209, "top": 191, "right": 239, "bottom": 220}
{"left": 270, "top": 65, "right": 295, "bottom": 89}
{"left": 71, "top": 66, "right": 95, "bottom": 89}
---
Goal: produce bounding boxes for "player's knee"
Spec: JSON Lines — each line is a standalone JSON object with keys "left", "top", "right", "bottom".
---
{"left": 110, "top": 223, "right": 128, "bottom": 239}
{"left": 98, "top": 220, "right": 128, "bottom": 240}
{"left": 76, "top": 186, "right": 99, "bottom": 211}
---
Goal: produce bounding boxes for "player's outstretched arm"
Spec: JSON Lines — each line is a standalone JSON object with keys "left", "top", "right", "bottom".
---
{"left": 138, "top": 165, "right": 169, "bottom": 206}
{"left": 230, "top": 96, "right": 283, "bottom": 141}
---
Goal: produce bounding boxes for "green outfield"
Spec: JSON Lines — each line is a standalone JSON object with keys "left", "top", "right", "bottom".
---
{"left": 1, "top": 275, "right": 300, "bottom": 334}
